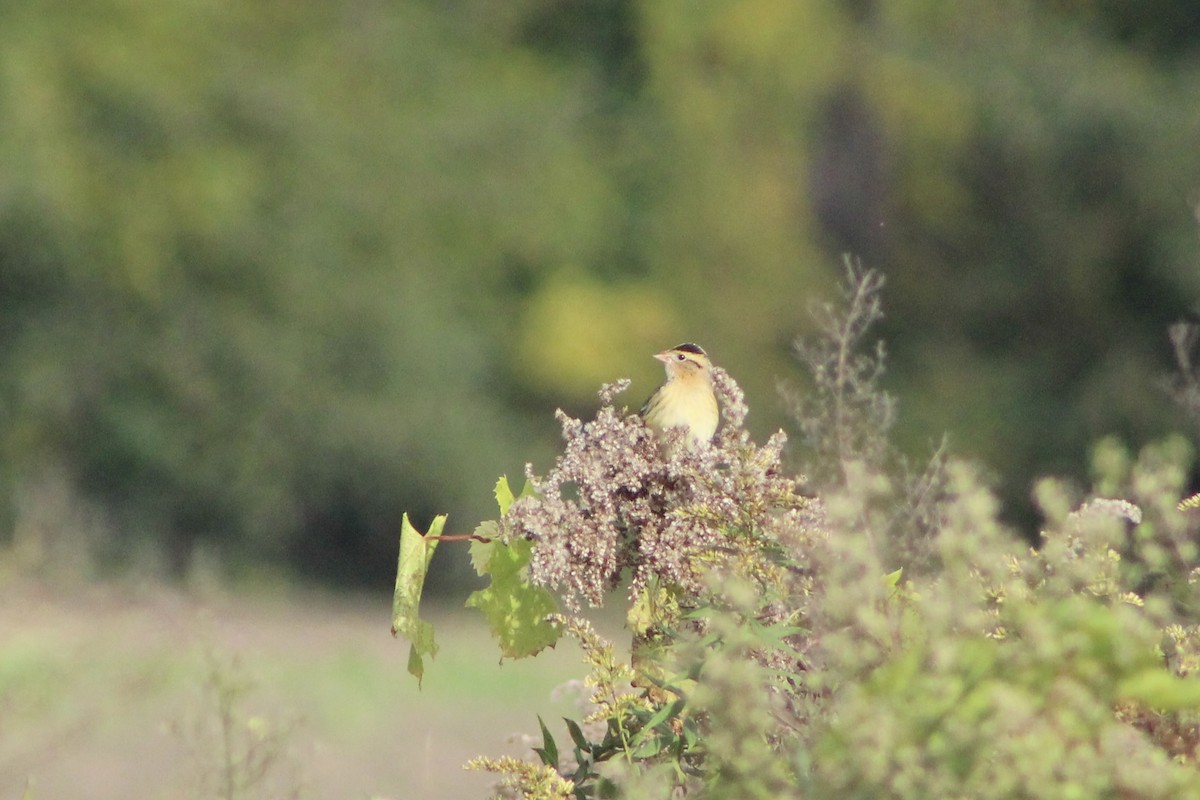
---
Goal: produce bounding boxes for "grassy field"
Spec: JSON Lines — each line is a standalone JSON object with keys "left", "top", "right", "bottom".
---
{"left": 0, "top": 579, "right": 592, "bottom": 799}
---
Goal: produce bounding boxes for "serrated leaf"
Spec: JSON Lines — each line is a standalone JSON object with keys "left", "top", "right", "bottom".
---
{"left": 494, "top": 475, "right": 537, "bottom": 515}
{"left": 391, "top": 513, "right": 445, "bottom": 686}
{"left": 495, "top": 476, "right": 516, "bottom": 516}
{"left": 468, "top": 522, "right": 499, "bottom": 575}
{"left": 466, "top": 537, "right": 561, "bottom": 659}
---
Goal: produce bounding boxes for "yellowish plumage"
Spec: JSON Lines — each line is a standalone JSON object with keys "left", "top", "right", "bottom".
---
{"left": 640, "top": 343, "right": 719, "bottom": 448}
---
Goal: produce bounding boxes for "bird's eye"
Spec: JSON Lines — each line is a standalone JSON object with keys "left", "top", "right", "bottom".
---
{"left": 675, "top": 353, "right": 687, "bottom": 361}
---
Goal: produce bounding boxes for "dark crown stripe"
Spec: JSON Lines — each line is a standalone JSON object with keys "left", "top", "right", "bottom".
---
{"left": 673, "top": 342, "right": 706, "bottom": 355}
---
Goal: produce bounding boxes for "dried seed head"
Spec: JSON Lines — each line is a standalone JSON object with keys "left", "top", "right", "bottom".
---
{"left": 503, "top": 373, "right": 823, "bottom": 611}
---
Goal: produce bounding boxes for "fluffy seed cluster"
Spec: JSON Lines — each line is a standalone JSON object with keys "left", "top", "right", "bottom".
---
{"left": 503, "top": 368, "right": 821, "bottom": 611}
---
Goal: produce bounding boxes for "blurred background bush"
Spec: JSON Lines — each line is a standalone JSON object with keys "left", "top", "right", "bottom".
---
{"left": 1, "top": 0, "right": 1198, "bottom": 591}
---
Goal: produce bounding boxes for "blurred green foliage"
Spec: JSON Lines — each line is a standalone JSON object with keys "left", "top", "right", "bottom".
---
{"left": 1, "top": 0, "right": 1198, "bottom": 586}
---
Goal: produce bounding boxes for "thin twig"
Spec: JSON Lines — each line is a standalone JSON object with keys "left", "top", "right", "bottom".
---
{"left": 425, "top": 533, "right": 494, "bottom": 543}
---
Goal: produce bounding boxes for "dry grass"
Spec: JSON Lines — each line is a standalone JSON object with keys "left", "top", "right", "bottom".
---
{"left": 0, "top": 579, "right": 586, "bottom": 799}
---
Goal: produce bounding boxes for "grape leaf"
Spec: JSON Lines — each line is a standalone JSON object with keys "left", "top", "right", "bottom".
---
{"left": 469, "top": 476, "right": 523, "bottom": 573}
{"left": 468, "top": 521, "right": 500, "bottom": 574}
{"left": 494, "top": 473, "right": 536, "bottom": 515}
{"left": 391, "top": 513, "right": 446, "bottom": 686}
{"left": 466, "top": 537, "right": 560, "bottom": 659}
{"left": 495, "top": 475, "right": 516, "bottom": 516}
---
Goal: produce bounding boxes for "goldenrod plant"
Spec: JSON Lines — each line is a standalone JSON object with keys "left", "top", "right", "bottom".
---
{"left": 394, "top": 265, "right": 1200, "bottom": 799}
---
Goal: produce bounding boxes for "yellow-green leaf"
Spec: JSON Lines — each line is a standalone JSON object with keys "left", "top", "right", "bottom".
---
{"left": 466, "top": 538, "right": 560, "bottom": 659}
{"left": 468, "top": 521, "right": 499, "bottom": 574}
{"left": 1118, "top": 669, "right": 1200, "bottom": 711}
{"left": 495, "top": 475, "right": 516, "bottom": 516}
{"left": 391, "top": 513, "right": 446, "bottom": 685}
{"left": 883, "top": 568, "right": 903, "bottom": 590}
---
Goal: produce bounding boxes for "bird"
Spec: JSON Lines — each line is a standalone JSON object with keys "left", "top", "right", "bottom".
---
{"left": 639, "top": 342, "right": 719, "bottom": 448}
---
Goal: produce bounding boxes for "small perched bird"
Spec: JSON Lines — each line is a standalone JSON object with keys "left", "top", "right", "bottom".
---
{"left": 639, "top": 342, "right": 719, "bottom": 448}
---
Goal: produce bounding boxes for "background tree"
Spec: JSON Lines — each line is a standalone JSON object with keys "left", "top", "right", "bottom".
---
{"left": 1, "top": 0, "right": 1198, "bottom": 586}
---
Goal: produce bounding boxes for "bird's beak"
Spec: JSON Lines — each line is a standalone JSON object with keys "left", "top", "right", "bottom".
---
{"left": 654, "top": 351, "right": 672, "bottom": 364}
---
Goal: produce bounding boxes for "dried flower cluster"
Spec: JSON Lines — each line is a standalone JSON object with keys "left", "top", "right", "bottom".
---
{"left": 503, "top": 368, "right": 823, "bottom": 611}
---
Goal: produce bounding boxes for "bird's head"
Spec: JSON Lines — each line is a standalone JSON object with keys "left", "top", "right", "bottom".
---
{"left": 655, "top": 342, "right": 712, "bottom": 382}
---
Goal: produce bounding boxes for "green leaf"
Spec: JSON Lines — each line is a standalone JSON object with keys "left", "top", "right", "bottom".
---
{"left": 493, "top": 474, "right": 537, "bottom": 516}
{"left": 1118, "top": 668, "right": 1200, "bottom": 711}
{"left": 565, "top": 717, "right": 591, "bottom": 754}
{"left": 632, "top": 697, "right": 686, "bottom": 758}
{"left": 570, "top": 760, "right": 595, "bottom": 794}
{"left": 495, "top": 475, "right": 516, "bottom": 515}
{"left": 883, "top": 567, "right": 903, "bottom": 590}
{"left": 635, "top": 734, "right": 665, "bottom": 758}
{"left": 642, "top": 698, "right": 686, "bottom": 734}
{"left": 391, "top": 513, "right": 446, "bottom": 686}
{"left": 468, "top": 522, "right": 499, "bottom": 575}
{"left": 682, "top": 721, "right": 700, "bottom": 749}
{"left": 468, "top": 474, "right": 534, "bottom": 579}
{"left": 534, "top": 716, "right": 560, "bottom": 768}
{"left": 627, "top": 581, "right": 681, "bottom": 635}
{"left": 466, "top": 537, "right": 561, "bottom": 659}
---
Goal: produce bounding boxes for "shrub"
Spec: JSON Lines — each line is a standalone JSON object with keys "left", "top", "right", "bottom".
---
{"left": 394, "top": 264, "right": 1200, "bottom": 799}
